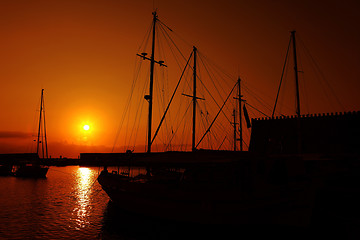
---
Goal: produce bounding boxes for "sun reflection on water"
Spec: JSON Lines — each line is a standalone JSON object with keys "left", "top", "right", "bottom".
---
{"left": 72, "top": 167, "right": 94, "bottom": 230}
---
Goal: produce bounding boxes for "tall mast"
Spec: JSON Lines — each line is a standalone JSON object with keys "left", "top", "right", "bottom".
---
{"left": 238, "top": 77, "right": 243, "bottom": 151}
{"left": 36, "top": 89, "right": 44, "bottom": 157}
{"left": 137, "top": 12, "right": 167, "bottom": 153}
{"left": 292, "top": 31, "right": 302, "bottom": 154}
{"left": 43, "top": 92, "right": 48, "bottom": 159}
{"left": 192, "top": 46, "right": 197, "bottom": 152}
{"left": 233, "top": 109, "right": 236, "bottom": 151}
{"left": 147, "top": 11, "right": 157, "bottom": 153}
{"left": 291, "top": 31, "right": 301, "bottom": 117}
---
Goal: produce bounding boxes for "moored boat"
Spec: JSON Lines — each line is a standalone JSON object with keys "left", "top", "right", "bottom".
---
{"left": 14, "top": 89, "right": 49, "bottom": 178}
{"left": 14, "top": 163, "right": 49, "bottom": 178}
{"left": 97, "top": 13, "right": 360, "bottom": 226}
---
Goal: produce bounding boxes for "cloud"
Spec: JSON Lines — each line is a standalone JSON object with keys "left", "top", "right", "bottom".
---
{"left": 0, "top": 131, "right": 32, "bottom": 138}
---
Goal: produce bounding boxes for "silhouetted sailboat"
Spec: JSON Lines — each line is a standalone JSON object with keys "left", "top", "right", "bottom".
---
{"left": 96, "top": 13, "right": 331, "bottom": 226}
{"left": 14, "top": 89, "right": 49, "bottom": 178}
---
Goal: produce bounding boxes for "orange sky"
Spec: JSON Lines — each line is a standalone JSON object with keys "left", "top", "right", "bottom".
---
{"left": 0, "top": 0, "right": 359, "bottom": 158}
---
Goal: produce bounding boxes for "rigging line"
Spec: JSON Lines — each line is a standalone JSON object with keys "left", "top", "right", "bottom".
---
{"left": 181, "top": 55, "right": 195, "bottom": 92}
{"left": 130, "top": 74, "right": 148, "bottom": 151}
{"left": 241, "top": 81, "right": 274, "bottom": 112}
{"left": 172, "top": 69, "right": 191, "bottom": 125}
{"left": 159, "top": 25, "right": 186, "bottom": 66}
{"left": 151, "top": 51, "right": 193, "bottom": 144}
{"left": 199, "top": 53, "right": 236, "bottom": 105}
{"left": 298, "top": 36, "right": 344, "bottom": 110}
{"left": 198, "top": 53, "right": 228, "bottom": 102}
{"left": 206, "top": 124, "right": 214, "bottom": 149}
{"left": 123, "top": 61, "right": 146, "bottom": 151}
{"left": 197, "top": 103, "right": 212, "bottom": 149}
{"left": 242, "top": 138, "right": 249, "bottom": 149}
{"left": 198, "top": 51, "right": 235, "bottom": 88}
{"left": 158, "top": 25, "right": 183, "bottom": 70}
{"left": 214, "top": 114, "right": 233, "bottom": 141}
{"left": 159, "top": 20, "right": 193, "bottom": 50}
{"left": 180, "top": 110, "right": 191, "bottom": 151}
{"left": 218, "top": 136, "right": 227, "bottom": 150}
{"left": 113, "top": 58, "right": 143, "bottom": 148}
{"left": 245, "top": 102, "right": 270, "bottom": 117}
{"left": 156, "top": 24, "right": 187, "bottom": 121}
{"left": 156, "top": 24, "right": 170, "bottom": 68}
{"left": 198, "top": 96, "right": 212, "bottom": 125}
{"left": 296, "top": 49, "right": 310, "bottom": 113}
{"left": 154, "top": 32, "right": 174, "bottom": 139}
{"left": 242, "top": 85, "right": 273, "bottom": 111}
{"left": 125, "top": 68, "right": 149, "bottom": 151}
{"left": 165, "top": 100, "right": 192, "bottom": 151}
{"left": 137, "top": 20, "right": 153, "bottom": 54}
{"left": 174, "top": 101, "right": 192, "bottom": 151}
{"left": 43, "top": 98, "right": 48, "bottom": 159}
{"left": 203, "top": 106, "right": 213, "bottom": 149}
{"left": 273, "top": 66, "right": 295, "bottom": 115}
{"left": 198, "top": 52, "right": 233, "bottom": 95}
{"left": 155, "top": 70, "right": 172, "bottom": 147}
{"left": 193, "top": 63, "right": 233, "bottom": 123}
{"left": 158, "top": 18, "right": 173, "bottom": 32}
{"left": 152, "top": 56, "right": 166, "bottom": 114}
{"left": 112, "top": 59, "right": 144, "bottom": 152}
{"left": 196, "top": 82, "right": 237, "bottom": 148}
{"left": 273, "top": 36, "right": 292, "bottom": 117}
{"left": 241, "top": 79, "right": 274, "bottom": 102}
{"left": 197, "top": 75, "right": 233, "bottom": 124}
{"left": 158, "top": 21, "right": 188, "bottom": 63}
{"left": 153, "top": 27, "right": 175, "bottom": 140}
{"left": 210, "top": 121, "right": 226, "bottom": 150}
{"left": 30, "top": 96, "right": 42, "bottom": 153}
{"left": 242, "top": 88, "right": 273, "bottom": 114}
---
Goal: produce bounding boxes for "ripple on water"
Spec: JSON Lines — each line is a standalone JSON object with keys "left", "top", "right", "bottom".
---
{"left": 0, "top": 166, "right": 109, "bottom": 239}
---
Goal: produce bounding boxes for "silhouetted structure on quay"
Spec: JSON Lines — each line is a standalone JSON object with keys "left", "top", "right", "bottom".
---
{"left": 249, "top": 111, "right": 360, "bottom": 155}
{"left": 0, "top": 153, "right": 39, "bottom": 165}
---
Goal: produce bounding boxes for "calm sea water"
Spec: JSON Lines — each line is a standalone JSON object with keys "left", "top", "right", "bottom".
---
{"left": 0, "top": 166, "right": 109, "bottom": 239}
{"left": 0, "top": 166, "right": 239, "bottom": 240}
{"left": 1, "top": 166, "right": 357, "bottom": 239}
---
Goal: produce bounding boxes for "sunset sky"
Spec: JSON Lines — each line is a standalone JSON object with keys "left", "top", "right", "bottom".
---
{"left": 0, "top": 0, "right": 359, "bottom": 158}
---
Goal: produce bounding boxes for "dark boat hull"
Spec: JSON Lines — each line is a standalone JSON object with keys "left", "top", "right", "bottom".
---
{"left": 97, "top": 168, "right": 314, "bottom": 225}
{"left": 0, "top": 165, "right": 13, "bottom": 176}
{"left": 97, "top": 150, "right": 360, "bottom": 226}
{"left": 15, "top": 165, "right": 49, "bottom": 178}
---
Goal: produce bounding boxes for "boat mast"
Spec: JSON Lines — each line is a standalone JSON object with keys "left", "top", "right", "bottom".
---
{"left": 136, "top": 12, "right": 167, "bottom": 153}
{"left": 42, "top": 91, "right": 48, "bottom": 159}
{"left": 291, "top": 31, "right": 301, "bottom": 117}
{"left": 192, "top": 46, "right": 197, "bottom": 152}
{"left": 36, "top": 89, "right": 44, "bottom": 157}
{"left": 291, "top": 31, "right": 302, "bottom": 154}
{"left": 233, "top": 109, "right": 236, "bottom": 151}
{"left": 233, "top": 77, "right": 243, "bottom": 151}
{"left": 238, "top": 77, "right": 243, "bottom": 151}
{"left": 147, "top": 11, "right": 157, "bottom": 153}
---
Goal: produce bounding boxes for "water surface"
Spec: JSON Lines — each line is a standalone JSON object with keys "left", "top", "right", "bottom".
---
{"left": 0, "top": 166, "right": 108, "bottom": 239}
{"left": 1, "top": 166, "right": 355, "bottom": 239}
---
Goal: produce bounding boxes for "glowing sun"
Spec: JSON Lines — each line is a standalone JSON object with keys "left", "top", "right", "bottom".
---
{"left": 83, "top": 125, "right": 90, "bottom": 131}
